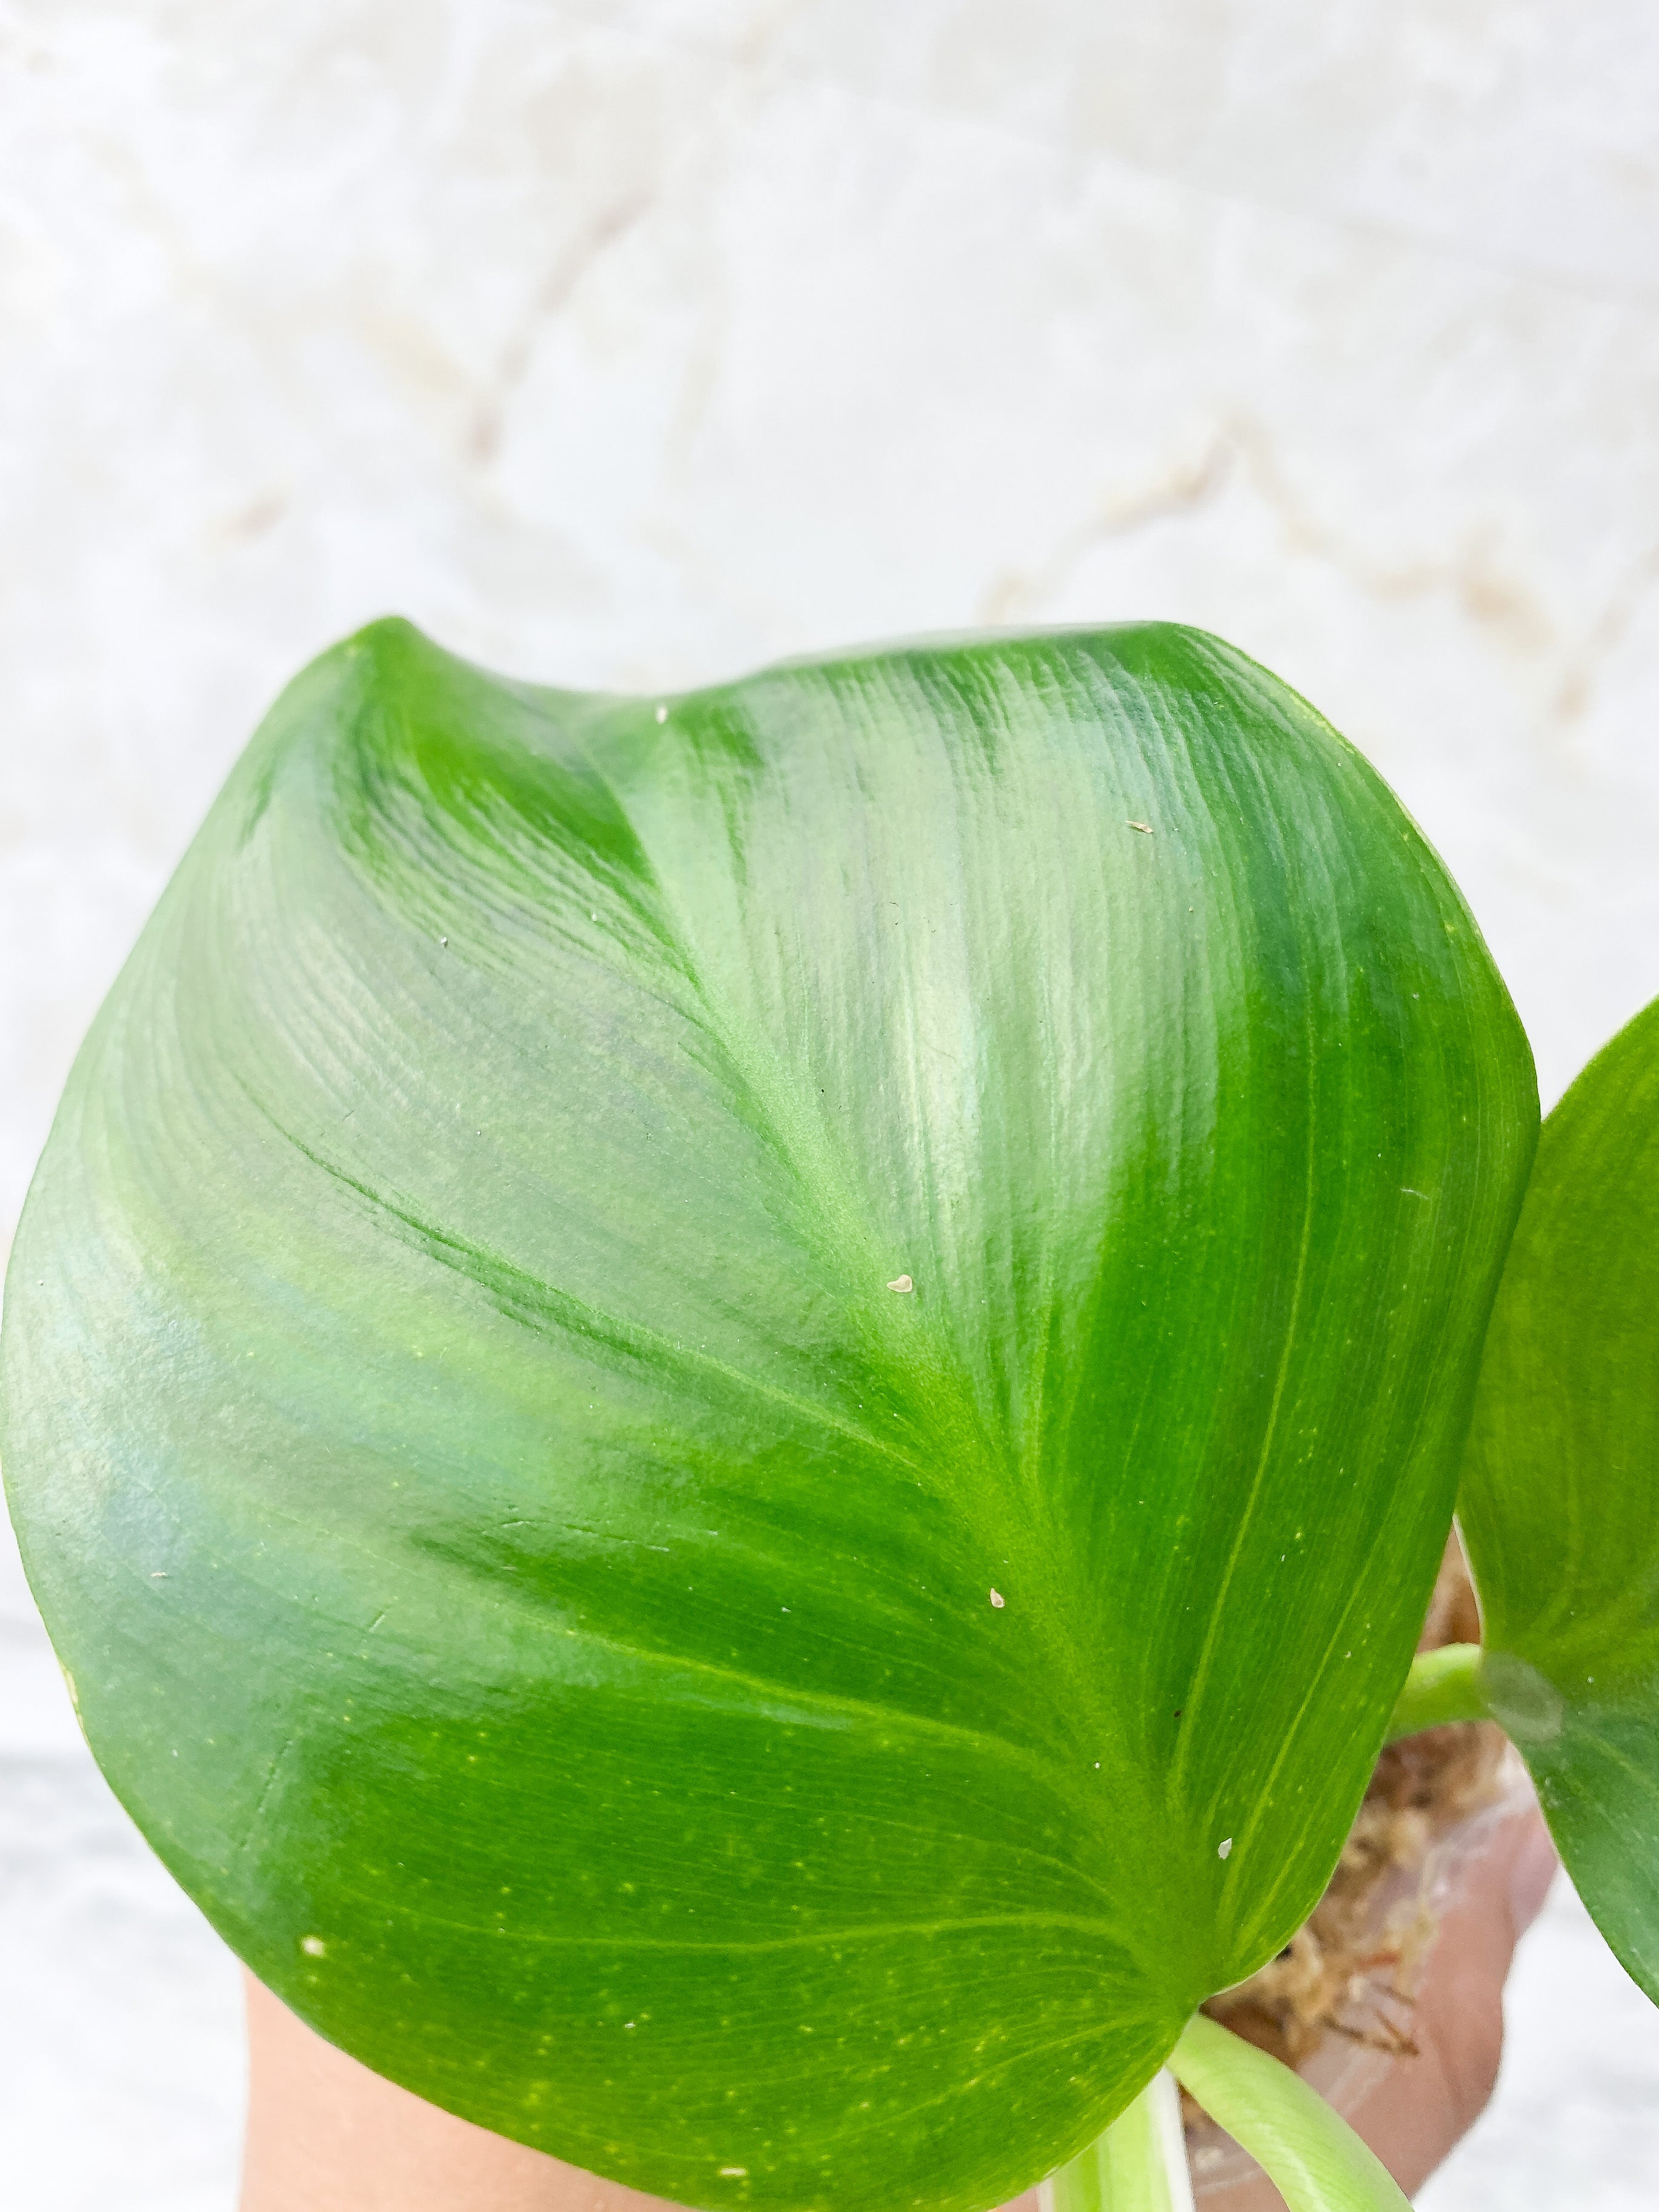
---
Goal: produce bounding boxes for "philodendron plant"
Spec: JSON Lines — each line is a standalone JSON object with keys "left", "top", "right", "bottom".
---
{"left": 4, "top": 620, "right": 1657, "bottom": 2212}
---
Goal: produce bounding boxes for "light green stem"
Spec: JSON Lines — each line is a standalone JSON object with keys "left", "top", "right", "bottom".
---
{"left": 1046, "top": 2068, "right": 1192, "bottom": 2212}
{"left": 1384, "top": 1639, "right": 1489, "bottom": 1742}
{"left": 1170, "top": 2014, "right": 1408, "bottom": 2212}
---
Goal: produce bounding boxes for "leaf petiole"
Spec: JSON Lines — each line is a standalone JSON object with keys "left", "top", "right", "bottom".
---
{"left": 1383, "top": 1640, "right": 1489, "bottom": 1743}
{"left": 1043, "top": 2068, "right": 1194, "bottom": 2212}
{"left": 1169, "top": 2013, "right": 1409, "bottom": 2212}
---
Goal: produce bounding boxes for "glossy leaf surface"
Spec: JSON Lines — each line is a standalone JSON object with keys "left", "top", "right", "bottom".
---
{"left": 1460, "top": 994, "right": 1659, "bottom": 2001}
{"left": 1, "top": 621, "right": 1535, "bottom": 2211}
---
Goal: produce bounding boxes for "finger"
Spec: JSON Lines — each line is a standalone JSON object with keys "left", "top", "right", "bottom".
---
{"left": 241, "top": 1973, "right": 662, "bottom": 2212}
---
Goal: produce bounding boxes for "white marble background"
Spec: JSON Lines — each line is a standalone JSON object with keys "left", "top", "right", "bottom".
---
{"left": 4, "top": 3, "right": 1659, "bottom": 2205}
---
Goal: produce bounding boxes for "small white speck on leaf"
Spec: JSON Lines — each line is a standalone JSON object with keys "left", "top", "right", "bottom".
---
{"left": 150, "top": 1571, "right": 168, "bottom": 1579}
{"left": 655, "top": 704, "right": 669, "bottom": 724}
{"left": 1218, "top": 1838, "right": 1233, "bottom": 1860}
{"left": 624, "top": 2021, "right": 636, "bottom": 2029}
{"left": 886, "top": 1274, "right": 913, "bottom": 1294}
{"left": 989, "top": 1588, "right": 1006, "bottom": 1609}
{"left": 439, "top": 935, "right": 448, "bottom": 946}
{"left": 302, "top": 1935, "right": 327, "bottom": 1956}
{"left": 719, "top": 2167, "right": 747, "bottom": 2179}
{"left": 1127, "top": 820, "right": 1154, "bottom": 834}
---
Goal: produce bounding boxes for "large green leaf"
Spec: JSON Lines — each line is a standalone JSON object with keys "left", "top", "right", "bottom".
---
{"left": 1460, "top": 994, "right": 1659, "bottom": 2001}
{"left": 1, "top": 621, "right": 1534, "bottom": 2211}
